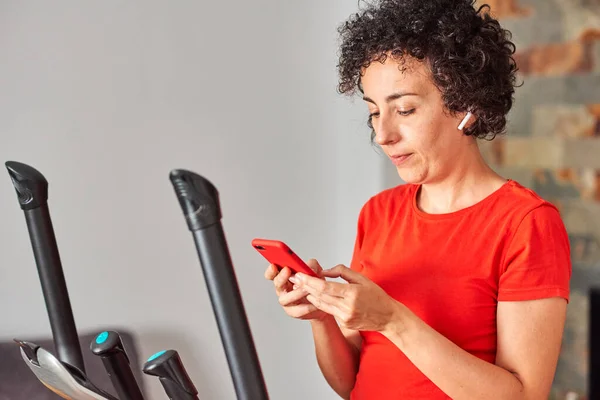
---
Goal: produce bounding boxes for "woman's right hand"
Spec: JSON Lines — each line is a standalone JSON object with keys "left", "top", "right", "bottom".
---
{"left": 264, "top": 259, "right": 328, "bottom": 321}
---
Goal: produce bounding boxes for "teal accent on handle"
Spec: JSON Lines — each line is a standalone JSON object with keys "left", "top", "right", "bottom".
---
{"left": 148, "top": 350, "right": 166, "bottom": 362}
{"left": 95, "top": 331, "right": 109, "bottom": 344}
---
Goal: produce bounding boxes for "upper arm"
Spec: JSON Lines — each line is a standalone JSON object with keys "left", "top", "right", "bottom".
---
{"left": 495, "top": 203, "right": 571, "bottom": 398}
{"left": 495, "top": 297, "right": 567, "bottom": 399}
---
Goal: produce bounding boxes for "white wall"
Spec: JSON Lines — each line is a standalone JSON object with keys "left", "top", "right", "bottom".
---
{"left": 0, "top": 1, "right": 388, "bottom": 399}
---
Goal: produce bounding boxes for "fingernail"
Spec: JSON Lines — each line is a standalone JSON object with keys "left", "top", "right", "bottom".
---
{"left": 296, "top": 273, "right": 305, "bottom": 282}
{"left": 289, "top": 276, "right": 297, "bottom": 284}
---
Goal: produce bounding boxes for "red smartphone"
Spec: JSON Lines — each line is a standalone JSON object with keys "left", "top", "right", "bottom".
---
{"left": 251, "top": 238, "right": 318, "bottom": 277}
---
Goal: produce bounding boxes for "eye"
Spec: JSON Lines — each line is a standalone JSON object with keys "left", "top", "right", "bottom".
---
{"left": 369, "top": 111, "right": 380, "bottom": 119}
{"left": 398, "top": 109, "right": 415, "bottom": 116}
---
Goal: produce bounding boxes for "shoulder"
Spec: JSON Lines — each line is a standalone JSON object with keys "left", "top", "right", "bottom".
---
{"left": 501, "top": 180, "right": 550, "bottom": 207}
{"left": 489, "top": 180, "right": 569, "bottom": 254}
{"left": 497, "top": 182, "right": 572, "bottom": 301}
{"left": 496, "top": 180, "right": 564, "bottom": 227}
{"left": 497, "top": 180, "right": 571, "bottom": 269}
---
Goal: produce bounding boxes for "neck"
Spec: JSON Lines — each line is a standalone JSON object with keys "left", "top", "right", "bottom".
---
{"left": 417, "top": 140, "right": 506, "bottom": 214}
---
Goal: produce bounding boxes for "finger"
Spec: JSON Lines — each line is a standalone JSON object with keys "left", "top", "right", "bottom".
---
{"left": 306, "top": 294, "right": 343, "bottom": 318}
{"left": 278, "top": 288, "right": 309, "bottom": 307}
{"left": 320, "top": 264, "right": 365, "bottom": 283}
{"left": 306, "top": 258, "right": 323, "bottom": 276}
{"left": 301, "top": 284, "right": 345, "bottom": 308}
{"left": 264, "top": 264, "right": 279, "bottom": 280}
{"left": 285, "top": 303, "right": 320, "bottom": 319}
{"left": 273, "top": 267, "right": 293, "bottom": 294}
{"left": 273, "top": 266, "right": 291, "bottom": 287}
{"left": 295, "top": 273, "right": 347, "bottom": 297}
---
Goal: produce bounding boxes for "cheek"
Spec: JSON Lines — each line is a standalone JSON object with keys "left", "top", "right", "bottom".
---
{"left": 409, "top": 127, "right": 441, "bottom": 157}
{"left": 414, "top": 115, "right": 453, "bottom": 153}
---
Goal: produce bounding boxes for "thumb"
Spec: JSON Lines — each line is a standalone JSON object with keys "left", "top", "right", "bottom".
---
{"left": 306, "top": 258, "right": 324, "bottom": 276}
{"left": 321, "top": 264, "right": 365, "bottom": 283}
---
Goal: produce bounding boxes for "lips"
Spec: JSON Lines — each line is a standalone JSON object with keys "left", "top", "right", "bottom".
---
{"left": 390, "top": 153, "right": 411, "bottom": 159}
{"left": 389, "top": 153, "right": 413, "bottom": 166}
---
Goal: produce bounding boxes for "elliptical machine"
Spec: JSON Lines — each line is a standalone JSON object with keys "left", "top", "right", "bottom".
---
{"left": 5, "top": 161, "right": 269, "bottom": 400}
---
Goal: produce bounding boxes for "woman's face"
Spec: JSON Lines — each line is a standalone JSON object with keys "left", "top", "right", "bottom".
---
{"left": 361, "top": 56, "right": 472, "bottom": 185}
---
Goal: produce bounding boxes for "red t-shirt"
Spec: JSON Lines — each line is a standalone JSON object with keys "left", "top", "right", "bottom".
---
{"left": 348, "top": 180, "right": 571, "bottom": 399}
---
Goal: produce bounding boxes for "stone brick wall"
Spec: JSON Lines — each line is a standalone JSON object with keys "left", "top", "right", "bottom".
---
{"left": 477, "top": 1, "right": 600, "bottom": 398}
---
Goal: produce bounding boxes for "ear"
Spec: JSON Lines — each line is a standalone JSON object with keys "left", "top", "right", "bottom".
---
{"left": 457, "top": 111, "right": 473, "bottom": 131}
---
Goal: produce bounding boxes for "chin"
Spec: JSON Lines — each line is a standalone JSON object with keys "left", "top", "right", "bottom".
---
{"left": 396, "top": 168, "right": 426, "bottom": 185}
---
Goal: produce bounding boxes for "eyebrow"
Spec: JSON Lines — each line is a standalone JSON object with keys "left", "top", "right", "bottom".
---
{"left": 362, "top": 92, "right": 419, "bottom": 104}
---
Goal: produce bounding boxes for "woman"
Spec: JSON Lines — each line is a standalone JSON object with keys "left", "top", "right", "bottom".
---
{"left": 265, "top": 0, "right": 571, "bottom": 399}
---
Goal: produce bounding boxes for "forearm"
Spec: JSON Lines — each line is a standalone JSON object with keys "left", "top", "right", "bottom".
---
{"left": 382, "top": 303, "right": 526, "bottom": 400}
{"left": 310, "top": 316, "right": 360, "bottom": 399}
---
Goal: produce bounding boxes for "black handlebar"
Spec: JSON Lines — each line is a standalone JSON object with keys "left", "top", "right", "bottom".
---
{"left": 170, "top": 169, "right": 269, "bottom": 400}
{"left": 5, "top": 161, "right": 86, "bottom": 374}
{"left": 142, "top": 349, "right": 199, "bottom": 400}
{"left": 90, "top": 331, "right": 145, "bottom": 400}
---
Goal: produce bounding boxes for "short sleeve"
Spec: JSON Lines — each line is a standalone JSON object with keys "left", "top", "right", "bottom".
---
{"left": 498, "top": 204, "right": 572, "bottom": 303}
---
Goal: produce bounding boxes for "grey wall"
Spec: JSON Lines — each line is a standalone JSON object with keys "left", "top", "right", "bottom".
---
{"left": 0, "top": 1, "right": 386, "bottom": 399}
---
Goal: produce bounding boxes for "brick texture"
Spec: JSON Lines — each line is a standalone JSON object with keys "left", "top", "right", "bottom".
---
{"left": 477, "top": 1, "right": 600, "bottom": 398}
{"left": 532, "top": 105, "right": 599, "bottom": 138}
{"left": 475, "top": 0, "right": 532, "bottom": 19}
{"left": 514, "top": 29, "right": 600, "bottom": 77}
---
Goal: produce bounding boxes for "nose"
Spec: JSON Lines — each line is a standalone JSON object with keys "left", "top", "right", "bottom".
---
{"left": 373, "top": 113, "right": 401, "bottom": 146}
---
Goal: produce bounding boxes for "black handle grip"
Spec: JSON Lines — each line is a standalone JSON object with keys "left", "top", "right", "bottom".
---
{"left": 142, "top": 350, "right": 198, "bottom": 400}
{"left": 170, "top": 169, "right": 221, "bottom": 231}
{"left": 169, "top": 169, "right": 269, "bottom": 400}
{"left": 5, "top": 161, "right": 86, "bottom": 374}
{"left": 90, "top": 331, "right": 145, "bottom": 400}
{"left": 5, "top": 160, "right": 49, "bottom": 210}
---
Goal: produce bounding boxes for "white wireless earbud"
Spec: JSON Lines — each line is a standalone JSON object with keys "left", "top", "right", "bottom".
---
{"left": 458, "top": 111, "right": 472, "bottom": 131}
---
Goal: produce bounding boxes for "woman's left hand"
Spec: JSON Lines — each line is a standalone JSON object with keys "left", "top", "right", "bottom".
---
{"left": 291, "top": 264, "right": 400, "bottom": 332}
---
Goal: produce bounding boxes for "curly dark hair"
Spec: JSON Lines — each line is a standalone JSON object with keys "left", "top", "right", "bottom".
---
{"left": 337, "top": 0, "right": 519, "bottom": 140}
